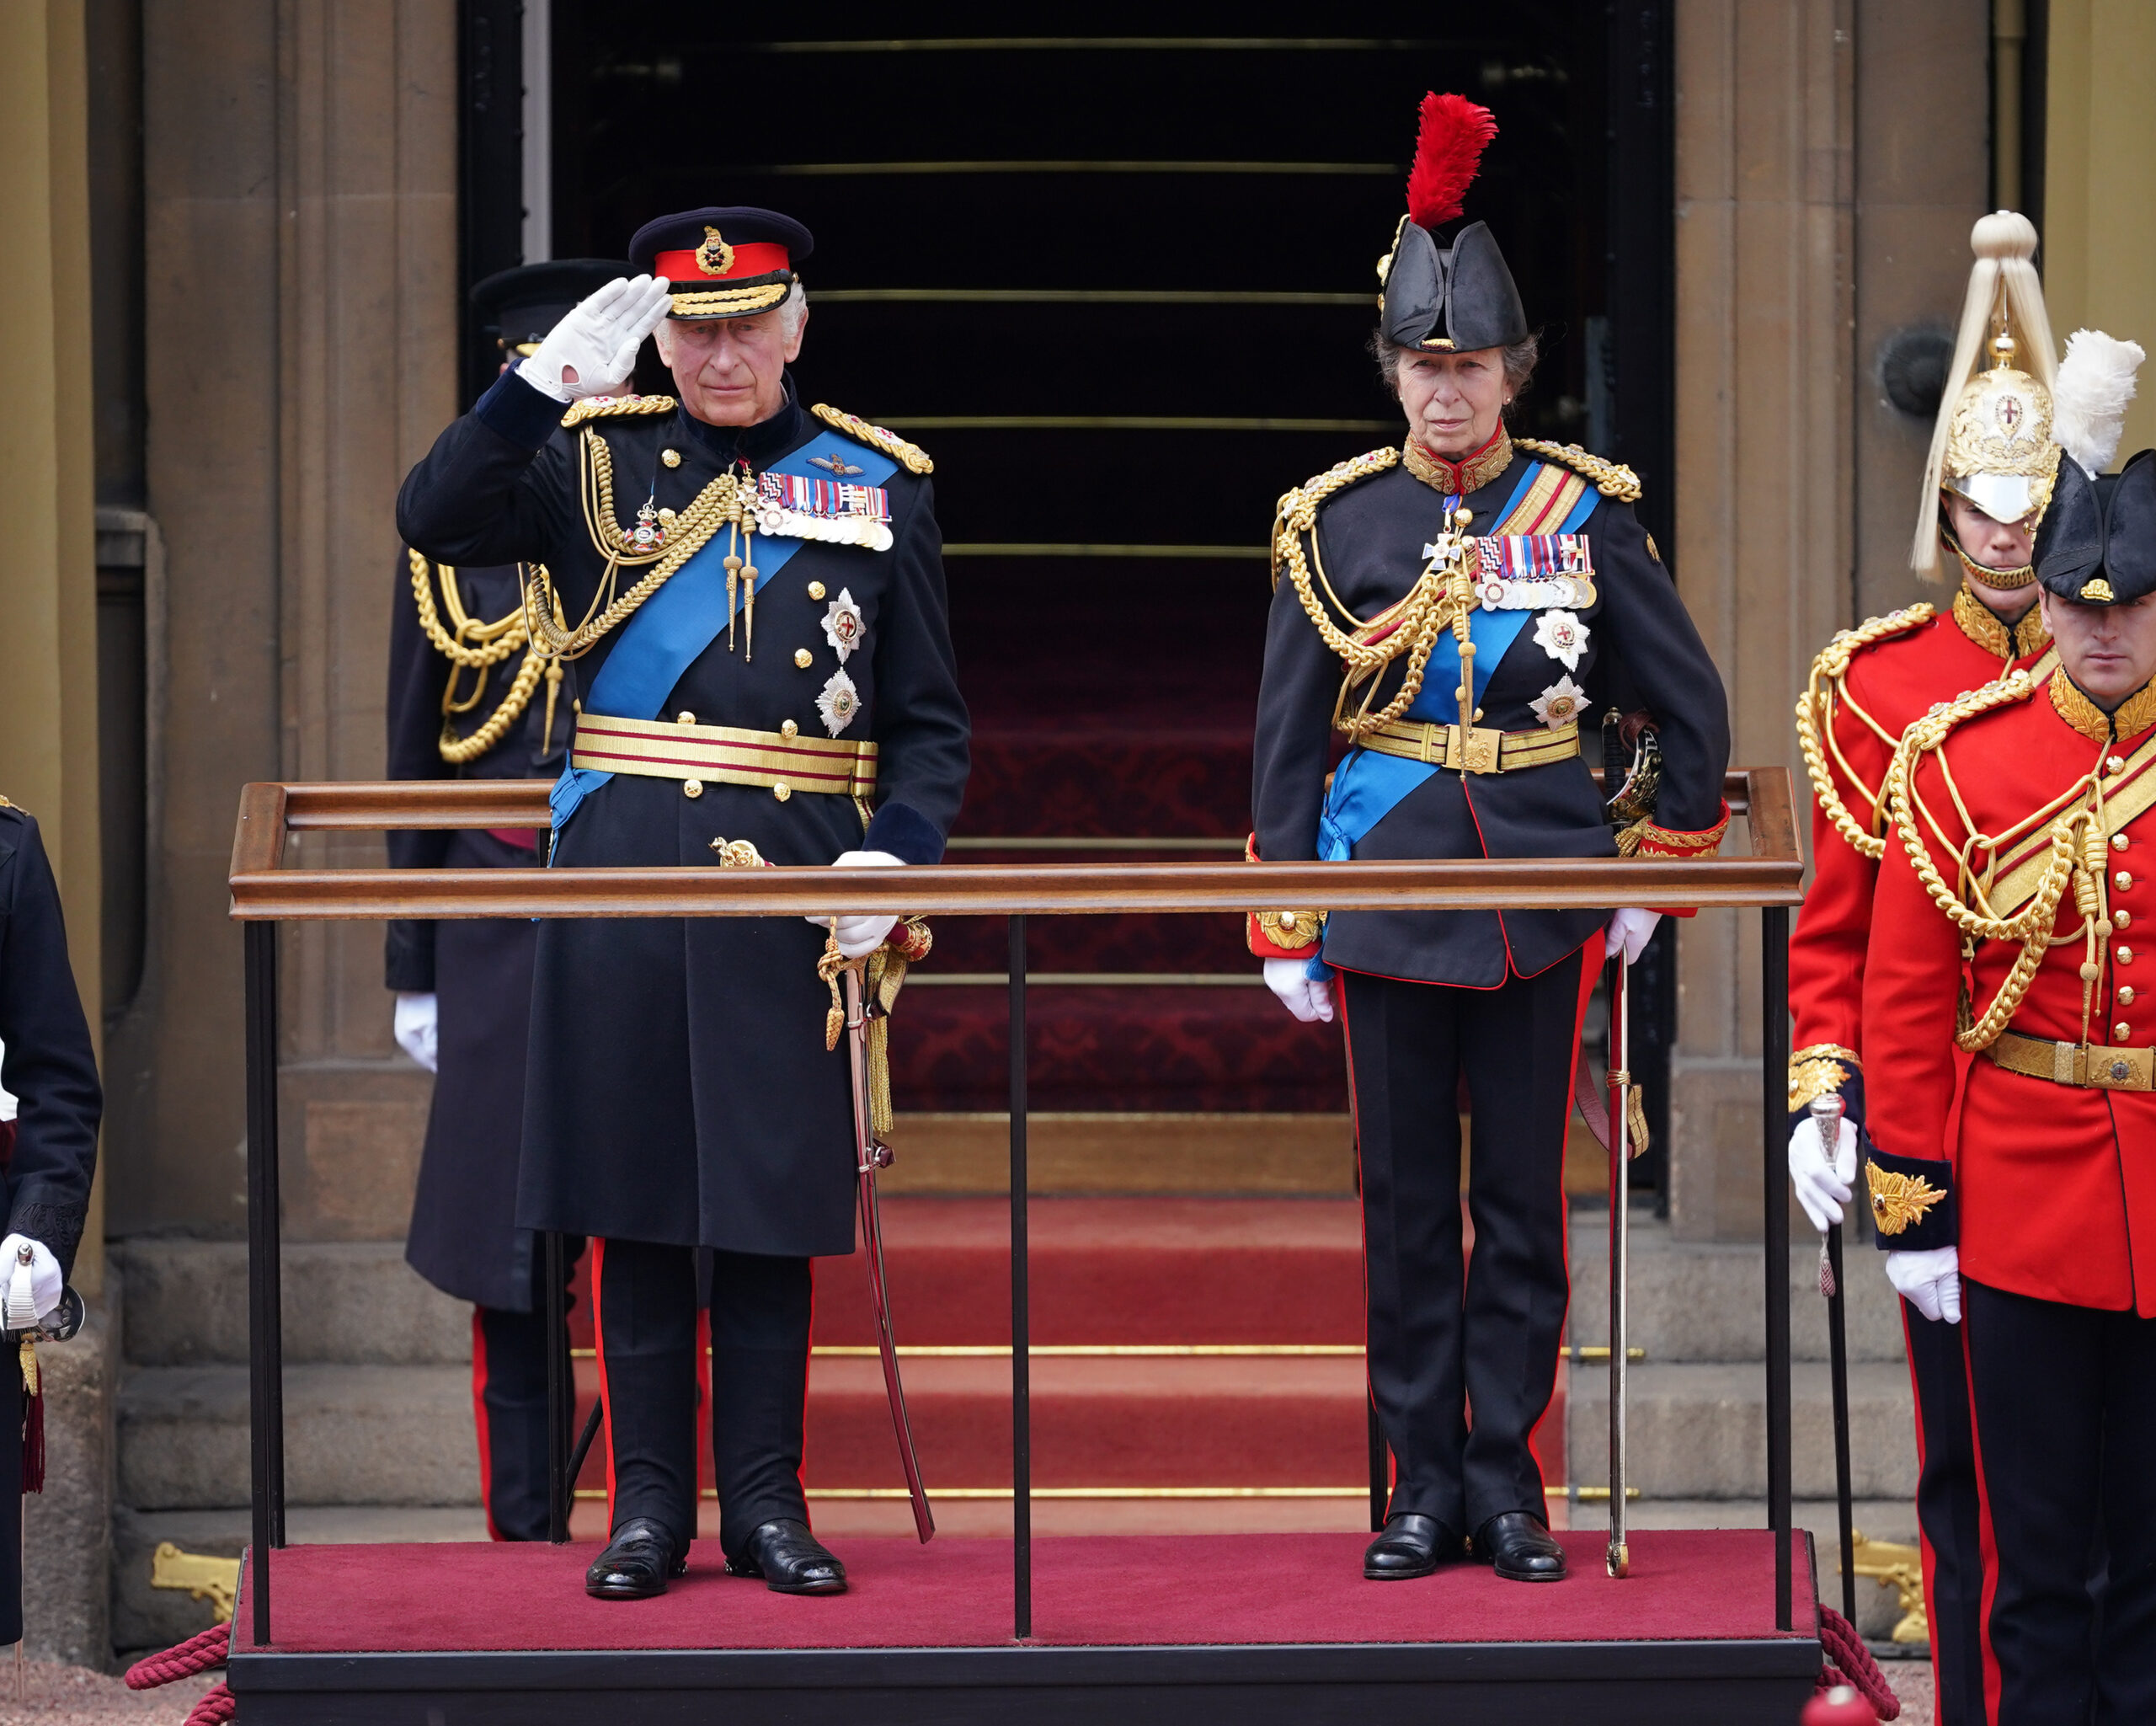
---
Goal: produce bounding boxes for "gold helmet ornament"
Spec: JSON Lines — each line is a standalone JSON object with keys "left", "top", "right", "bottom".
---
{"left": 1912, "top": 211, "right": 2062, "bottom": 583}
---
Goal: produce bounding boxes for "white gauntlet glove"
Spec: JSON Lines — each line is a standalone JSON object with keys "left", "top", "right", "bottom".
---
{"left": 1, "top": 1234, "right": 62, "bottom": 1327}
{"left": 1264, "top": 958, "right": 1334, "bottom": 1023}
{"left": 808, "top": 851, "right": 904, "bottom": 959}
{"left": 1787, "top": 1114, "right": 1858, "bottom": 1233}
{"left": 517, "top": 275, "right": 673, "bottom": 403}
{"left": 1605, "top": 907, "right": 1662, "bottom": 965}
{"left": 1886, "top": 1246, "right": 1962, "bottom": 1324}
{"left": 393, "top": 992, "right": 439, "bottom": 1073}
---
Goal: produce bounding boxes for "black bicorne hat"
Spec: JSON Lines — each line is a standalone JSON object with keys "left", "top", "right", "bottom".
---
{"left": 2036, "top": 449, "right": 2156, "bottom": 605}
{"left": 1377, "top": 94, "right": 1529, "bottom": 354}
{"left": 472, "top": 259, "right": 633, "bottom": 354}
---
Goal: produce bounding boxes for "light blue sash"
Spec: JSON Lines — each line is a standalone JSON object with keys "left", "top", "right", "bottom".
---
{"left": 549, "top": 429, "right": 899, "bottom": 833}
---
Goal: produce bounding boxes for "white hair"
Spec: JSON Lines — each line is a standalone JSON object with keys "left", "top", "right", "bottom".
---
{"left": 778, "top": 280, "right": 808, "bottom": 340}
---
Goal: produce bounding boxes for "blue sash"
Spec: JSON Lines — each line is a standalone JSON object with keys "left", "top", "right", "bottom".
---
{"left": 1313, "top": 467, "right": 1600, "bottom": 868}
{"left": 549, "top": 429, "right": 899, "bottom": 832}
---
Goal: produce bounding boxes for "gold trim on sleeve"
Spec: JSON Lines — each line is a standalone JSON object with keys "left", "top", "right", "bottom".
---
{"left": 1867, "top": 1164, "right": 1947, "bottom": 1237}
{"left": 1789, "top": 1044, "right": 1860, "bottom": 1112}
{"left": 560, "top": 393, "right": 678, "bottom": 428}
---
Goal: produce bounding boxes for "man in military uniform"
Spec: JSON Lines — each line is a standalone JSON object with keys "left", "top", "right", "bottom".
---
{"left": 0, "top": 798, "right": 102, "bottom": 1637}
{"left": 1865, "top": 452, "right": 2156, "bottom": 1722}
{"left": 1249, "top": 94, "right": 1730, "bottom": 1584}
{"left": 398, "top": 208, "right": 968, "bottom": 1599}
{"left": 1784, "top": 214, "right": 2144, "bottom": 1723}
{"left": 387, "top": 259, "right": 631, "bottom": 1542}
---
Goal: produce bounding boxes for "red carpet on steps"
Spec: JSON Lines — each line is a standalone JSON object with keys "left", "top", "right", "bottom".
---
{"left": 234, "top": 1531, "right": 1813, "bottom": 1654}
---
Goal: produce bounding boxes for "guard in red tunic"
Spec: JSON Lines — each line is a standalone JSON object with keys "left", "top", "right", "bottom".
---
{"left": 1782, "top": 214, "right": 2137, "bottom": 1723}
{"left": 1251, "top": 95, "right": 1730, "bottom": 1585}
{"left": 1865, "top": 448, "right": 2156, "bottom": 1723}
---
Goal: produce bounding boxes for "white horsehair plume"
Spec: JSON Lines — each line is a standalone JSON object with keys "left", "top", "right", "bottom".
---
{"left": 2052, "top": 329, "right": 2146, "bottom": 478}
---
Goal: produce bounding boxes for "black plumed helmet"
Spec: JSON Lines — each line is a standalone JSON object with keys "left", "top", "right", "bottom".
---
{"left": 2037, "top": 449, "right": 2156, "bottom": 605}
{"left": 1376, "top": 94, "right": 1529, "bottom": 355}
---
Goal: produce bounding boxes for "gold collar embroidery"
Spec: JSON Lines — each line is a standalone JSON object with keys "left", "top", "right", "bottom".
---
{"left": 1403, "top": 428, "right": 1515, "bottom": 499}
{"left": 2050, "top": 668, "right": 2156, "bottom": 744}
{"left": 1953, "top": 585, "right": 2049, "bottom": 663}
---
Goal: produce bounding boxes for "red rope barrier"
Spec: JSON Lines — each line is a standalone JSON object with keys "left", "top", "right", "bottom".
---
{"left": 124, "top": 1620, "right": 228, "bottom": 1689}
{"left": 1813, "top": 1604, "right": 1901, "bottom": 1719}
{"left": 184, "top": 1682, "right": 237, "bottom": 1724}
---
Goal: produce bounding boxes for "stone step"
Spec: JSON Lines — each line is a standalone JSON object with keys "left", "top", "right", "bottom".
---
{"left": 115, "top": 1241, "right": 469, "bottom": 1368}
{"left": 1566, "top": 1359, "right": 1916, "bottom": 1501}
{"left": 116, "top": 1364, "right": 478, "bottom": 1511}
{"left": 1566, "top": 1214, "right": 1910, "bottom": 1363}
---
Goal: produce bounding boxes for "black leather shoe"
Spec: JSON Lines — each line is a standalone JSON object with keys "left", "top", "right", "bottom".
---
{"left": 1473, "top": 1511, "right": 1567, "bottom": 1581}
{"left": 584, "top": 1517, "right": 687, "bottom": 1600}
{"left": 1364, "top": 1513, "right": 1463, "bottom": 1580}
{"left": 724, "top": 1518, "right": 848, "bottom": 1595}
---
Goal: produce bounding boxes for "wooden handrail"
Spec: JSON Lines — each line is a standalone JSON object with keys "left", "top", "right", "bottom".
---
{"left": 228, "top": 769, "right": 1803, "bottom": 920}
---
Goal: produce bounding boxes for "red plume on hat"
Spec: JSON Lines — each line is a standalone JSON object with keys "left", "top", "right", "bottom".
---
{"left": 1406, "top": 92, "right": 1499, "bottom": 230}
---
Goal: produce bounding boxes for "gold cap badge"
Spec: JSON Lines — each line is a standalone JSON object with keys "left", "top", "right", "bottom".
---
{"left": 696, "top": 226, "right": 734, "bottom": 277}
{"left": 2083, "top": 577, "right": 2117, "bottom": 603}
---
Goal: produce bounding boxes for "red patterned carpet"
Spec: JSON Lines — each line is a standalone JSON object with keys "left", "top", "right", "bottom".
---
{"left": 232, "top": 1531, "right": 1815, "bottom": 1654}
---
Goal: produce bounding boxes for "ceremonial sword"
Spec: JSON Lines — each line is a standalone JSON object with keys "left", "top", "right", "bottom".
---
{"left": 1605, "top": 949, "right": 1634, "bottom": 1580}
{"left": 1810, "top": 1091, "right": 1859, "bottom": 1620}
{"left": 843, "top": 965, "right": 936, "bottom": 1542}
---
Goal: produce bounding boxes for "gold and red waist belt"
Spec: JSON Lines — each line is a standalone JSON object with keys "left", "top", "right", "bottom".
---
{"left": 1984, "top": 1028, "right": 2155, "bottom": 1092}
{"left": 1356, "top": 716, "right": 1580, "bottom": 775}
{"left": 570, "top": 711, "right": 878, "bottom": 801}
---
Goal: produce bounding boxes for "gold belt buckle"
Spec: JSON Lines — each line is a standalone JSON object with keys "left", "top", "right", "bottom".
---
{"left": 2092, "top": 1046, "right": 2152, "bottom": 1089}
{"left": 1448, "top": 724, "right": 1502, "bottom": 774}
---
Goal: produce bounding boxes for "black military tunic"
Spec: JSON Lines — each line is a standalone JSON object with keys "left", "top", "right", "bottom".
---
{"left": 386, "top": 550, "right": 564, "bottom": 1313}
{"left": 1251, "top": 437, "right": 1729, "bottom": 1543}
{"left": 398, "top": 371, "right": 969, "bottom": 1259}
{"left": 0, "top": 802, "right": 101, "bottom": 1638}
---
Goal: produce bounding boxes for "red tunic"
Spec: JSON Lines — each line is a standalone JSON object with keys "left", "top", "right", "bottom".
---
{"left": 1789, "top": 590, "right": 2049, "bottom": 1110}
{"left": 1865, "top": 671, "right": 2156, "bottom": 1315}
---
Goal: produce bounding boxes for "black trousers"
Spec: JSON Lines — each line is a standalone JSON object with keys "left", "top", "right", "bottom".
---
{"left": 595, "top": 1237, "right": 812, "bottom": 1561}
{"left": 1965, "top": 1276, "right": 2156, "bottom": 1725}
{"left": 1904, "top": 1301, "right": 1988, "bottom": 1726}
{"left": 1341, "top": 950, "right": 1584, "bottom": 1536}
{"left": 471, "top": 1242, "right": 580, "bottom": 1542}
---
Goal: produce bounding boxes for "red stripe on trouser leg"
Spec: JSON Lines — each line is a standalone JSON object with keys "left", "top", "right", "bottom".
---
{"left": 801, "top": 1260, "right": 816, "bottom": 1531}
{"left": 592, "top": 1238, "right": 617, "bottom": 1532}
{"left": 1903, "top": 1303, "right": 1946, "bottom": 1709}
{"left": 1528, "top": 936, "right": 1603, "bottom": 1499}
{"left": 1962, "top": 1312, "right": 2003, "bottom": 1726}
{"left": 1336, "top": 979, "right": 1398, "bottom": 1516}
{"left": 696, "top": 1309, "right": 712, "bottom": 1505}
{"left": 470, "top": 1310, "right": 501, "bottom": 1542}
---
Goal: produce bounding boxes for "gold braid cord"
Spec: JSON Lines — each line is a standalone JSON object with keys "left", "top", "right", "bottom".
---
{"left": 1513, "top": 438, "right": 1641, "bottom": 502}
{"left": 1273, "top": 446, "right": 1490, "bottom": 744}
{"left": 818, "top": 919, "right": 934, "bottom": 1139}
{"left": 1795, "top": 605, "right": 1936, "bottom": 862}
{"left": 810, "top": 404, "right": 934, "bottom": 476}
{"left": 408, "top": 549, "right": 567, "bottom": 765}
{"left": 1887, "top": 669, "right": 2116, "bottom": 1053}
{"left": 558, "top": 393, "right": 677, "bottom": 428}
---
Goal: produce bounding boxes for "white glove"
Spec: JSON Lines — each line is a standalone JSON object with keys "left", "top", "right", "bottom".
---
{"left": 1788, "top": 1115, "right": 1859, "bottom": 1233}
{"left": 1605, "top": 907, "right": 1662, "bottom": 965}
{"left": 808, "top": 851, "right": 904, "bottom": 959}
{"left": 1264, "top": 958, "right": 1335, "bottom": 1023}
{"left": 516, "top": 275, "right": 672, "bottom": 403}
{"left": 1886, "top": 1246, "right": 1962, "bottom": 1324}
{"left": 1, "top": 1235, "right": 62, "bottom": 1327}
{"left": 393, "top": 992, "right": 440, "bottom": 1073}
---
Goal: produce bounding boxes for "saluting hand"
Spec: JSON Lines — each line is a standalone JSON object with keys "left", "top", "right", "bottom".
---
{"left": 517, "top": 275, "right": 674, "bottom": 403}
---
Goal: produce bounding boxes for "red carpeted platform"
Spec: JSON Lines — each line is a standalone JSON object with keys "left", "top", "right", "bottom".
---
{"left": 226, "top": 1531, "right": 1822, "bottom": 1724}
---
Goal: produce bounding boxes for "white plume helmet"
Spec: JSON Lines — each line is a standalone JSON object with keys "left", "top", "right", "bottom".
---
{"left": 1912, "top": 211, "right": 2061, "bottom": 576}
{"left": 2052, "top": 329, "right": 2146, "bottom": 479}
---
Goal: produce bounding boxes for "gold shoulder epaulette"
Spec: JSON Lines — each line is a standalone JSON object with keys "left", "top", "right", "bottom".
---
{"left": 811, "top": 404, "right": 933, "bottom": 475}
{"left": 1270, "top": 447, "right": 1401, "bottom": 590}
{"left": 0, "top": 795, "right": 13, "bottom": 810}
{"left": 1513, "top": 438, "right": 1641, "bottom": 502}
{"left": 1794, "top": 604, "right": 1938, "bottom": 861}
{"left": 560, "top": 393, "right": 677, "bottom": 428}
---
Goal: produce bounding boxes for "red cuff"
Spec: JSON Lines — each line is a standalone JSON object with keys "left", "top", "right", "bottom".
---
{"left": 1243, "top": 834, "right": 1326, "bottom": 959}
{"left": 1627, "top": 799, "right": 1731, "bottom": 919}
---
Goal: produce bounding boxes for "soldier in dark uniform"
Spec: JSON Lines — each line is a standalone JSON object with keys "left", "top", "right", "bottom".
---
{"left": 1866, "top": 451, "right": 2156, "bottom": 1721}
{"left": 398, "top": 207, "right": 969, "bottom": 1599}
{"left": 0, "top": 798, "right": 102, "bottom": 1638}
{"left": 387, "top": 259, "right": 629, "bottom": 1542}
{"left": 1248, "top": 95, "right": 1731, "bottom": 1584}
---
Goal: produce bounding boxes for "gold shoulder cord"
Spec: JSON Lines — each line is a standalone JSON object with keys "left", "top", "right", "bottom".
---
{"left": 1794, "top": 606, "right": 1937, "bottom": 860}
{"left": 1273, "top": 446, "right": 1486, "bottom": 742}
{"left": 809, "top": 403, "right": 934, "bottom": 476}
{"left": 1887, "top": 671, "right": 2116, "bottom": 1052}
{"left": 1511, "top": 438, "right": 1642, "bottom": 501}
{"left": 408, "top": 549, "right": 568, "bottom": 763}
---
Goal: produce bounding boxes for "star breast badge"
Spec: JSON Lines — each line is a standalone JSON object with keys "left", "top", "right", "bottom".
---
{"left": 1532, "top": 609, "right": 1590, "bottom": 671}
{"left": 1530, "top": 675, "right": 1588, "bottom": 731}
{"left": 1867, "top": 1165, "right": 1946, "bottom": 1237}
{"left": 821, "top": 589, "right": 866, "bottom": 663}
{"left": 817, "top": 668, "right": 862, "bottom": 736}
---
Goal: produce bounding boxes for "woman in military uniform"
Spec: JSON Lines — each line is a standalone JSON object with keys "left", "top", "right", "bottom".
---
{"left": 1249, "top": 94, "right": 1730, "bottom": 1584}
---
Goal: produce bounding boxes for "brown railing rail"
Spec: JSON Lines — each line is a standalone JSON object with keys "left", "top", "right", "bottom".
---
{"left": 229, "top": 767, "right": 1801, "bottom": 919}
{"left": 223, "top": 768, "right": 1803, "bottom": 1651}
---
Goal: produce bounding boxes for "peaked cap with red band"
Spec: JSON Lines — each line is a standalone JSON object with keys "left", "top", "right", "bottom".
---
{"left": 1377, "top": 94, "right": 1529, "bottom": 355}
{"left": 627, "top": 206, "right": 814, "bottom": 320}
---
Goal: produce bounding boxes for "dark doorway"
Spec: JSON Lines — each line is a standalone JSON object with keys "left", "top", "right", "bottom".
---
{"left": 521, "top": 11, "right": 1676, "bottom": 1183}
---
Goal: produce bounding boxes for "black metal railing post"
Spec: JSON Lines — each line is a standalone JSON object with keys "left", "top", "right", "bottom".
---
{"left": 243, "top": 920, "right": 285, "bottom": 1644}
{"left": 1009, "top": 913, "right": 1031, "bottom": 1642}
{"left": 547, "top": 1230, "right": 569, "bottom": 1542}
{"left": 1762, "top": 906, "right": 1793, "bottom": 1630}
